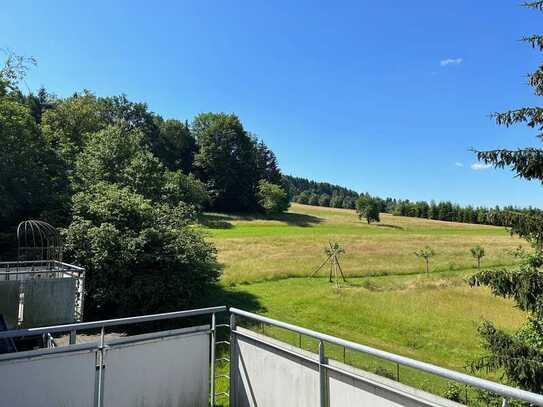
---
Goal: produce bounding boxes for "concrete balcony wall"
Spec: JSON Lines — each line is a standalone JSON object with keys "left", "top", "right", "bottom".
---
{"left": 233, "top": 327, "right": 464, "bottom": 407}
{"left": 0, "top": 325, "right": 210, "bottom": 407}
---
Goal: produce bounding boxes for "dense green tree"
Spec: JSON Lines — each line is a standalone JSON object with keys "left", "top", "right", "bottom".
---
{"left": 25, "top": 87, "right": 56, "bottom": 124}
{"left": 74, "top": 125, "right": 164, "bottom": 199}
{"left": 283, "top": 175, "right": 359, "bottom": 204}
{"left": 342, "top": 196, "right": 355, "bottom": 209}
{"left": 296, "top": 191, "right": 311, "bottom": 204}
{"left": 0, "top": 97, "right": 65, "bottom": 227}
{"left": 467, "top": 2, "right": 543, "bottom": 394}
{"left": 97, "top": 95, "right": 159, "bottom": 145}
{"left": 154, "top": 118, "right": 196, "bottom": 173}
{"left": 330, "top": 192, "right": 344, "bottom": 208}
{"left": 255, "top": 139, "right": 282, "bottom": 185}
{"left": 308, "top": 193, "right": 320, "bottom": 206}
{"left": 319, "top": 193, "right": 331, "bottom": 207}
{"left": 192, "top": 113, "right": 258, "bottom": 211}
{"left": 356, "top": 195, "right": 380, "bottom": 224}
{"left": 75, "top": 124, "right": 208, "bottom": 209}
{"left": 162, "top": 171, "right": 209, "bottom": 210}
{"left": 41, "top": 91, "right": 104, "bottom": 168}
{"left": 64, "top": 182, "right": 219, "bottom": 319}
{"left": 256, "top": 180, "right": 289, "bottom": 214}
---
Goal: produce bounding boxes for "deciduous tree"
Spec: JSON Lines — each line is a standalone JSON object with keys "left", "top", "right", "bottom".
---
{"left": 256, "top": 180, "right": 289, "bottom": 214}
{"left": 356, "top": 195, "right": 380, "bottom": 224}
{"left": 470, "top": 245, "right": 485, "bottom": 269}
{"left": 415, "top": 246, "right": 435, "bottom": 274}
{"left": 192, "top": 113, "right": 258, "bottom": 211}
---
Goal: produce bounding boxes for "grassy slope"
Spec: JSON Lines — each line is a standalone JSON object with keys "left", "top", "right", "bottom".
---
{"left": 202, "top": 203, "right": 524, "bottom": 285}
{"left": 202, "top": 204, "right": 527, "bottom": 399}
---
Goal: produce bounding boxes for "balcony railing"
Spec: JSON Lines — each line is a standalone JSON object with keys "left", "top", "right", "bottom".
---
{"left": 0, "top": 306, "right": 541, "bottom": 407}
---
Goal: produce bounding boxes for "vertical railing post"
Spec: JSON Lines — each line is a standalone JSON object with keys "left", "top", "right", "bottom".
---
{"left": 319, "top": 340, "right": 327, "bottom": 407}
{"left": 502, "top": 399, "right": 510, "bottom": 407}
{"left": 210, "top": 312, "right": 216, "bottom": 407}
{"left": 69, "top": 329, "right": 77, "bottom": 344}
{"left": 96, "top": 326, "right": 105, "bottom": 407}
{"left": 229, "top": 313, "right": 237, "bottom": 407}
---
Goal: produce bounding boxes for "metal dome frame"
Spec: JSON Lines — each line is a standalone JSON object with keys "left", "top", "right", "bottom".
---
{"left": 16, "top": 220, "right": 62, "bottom": 262}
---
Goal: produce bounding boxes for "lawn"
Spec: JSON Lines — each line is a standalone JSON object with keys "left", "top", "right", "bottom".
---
{"left": 202, "top": 204, "right": 527, "bottom": 402}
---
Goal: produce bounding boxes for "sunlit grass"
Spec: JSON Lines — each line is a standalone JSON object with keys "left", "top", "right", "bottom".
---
{"left": 200, "top": 203, "right": 524, "bottom": 285}
{"left": 218, "top": 273, "right": 526, "bottom": 403}
{"left": 202, "top": 204, "right": 527, "bottom": 404}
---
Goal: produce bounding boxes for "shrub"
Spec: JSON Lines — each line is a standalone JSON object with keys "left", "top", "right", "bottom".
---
{"left": 442, "top": 382, "right": 463, "bottom": 402}
{"left": 256, "top": 180, "right": 289, "bottom": 214}
{"left": 64, "top": 182, "right": 220, "bottom": 319}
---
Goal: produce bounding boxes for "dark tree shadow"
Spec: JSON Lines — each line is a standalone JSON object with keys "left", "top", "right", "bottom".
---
{"left": 265, "top": 212, "right": 322, "bottom": 227}
{"left": 199, "top": 284, "right": 265, "bottom": 314}
{"left": 118, "top": 285, "right": 263, "bottom": 336}
{"left": 198, "top": 284, "right": 266, "bottom": 331}
{"left": 199, "top": 211, "right": 323, "bottom": 228}
{"left": 198, "top": 213, "right": 234, "bottom": 229}
{"left": 375, "top": 223, "right": 404, "bottom": 230}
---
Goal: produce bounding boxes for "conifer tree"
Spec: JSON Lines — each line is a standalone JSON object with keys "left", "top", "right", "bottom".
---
{"left": 468, "top": 1, "right": 543, "bottom": 393}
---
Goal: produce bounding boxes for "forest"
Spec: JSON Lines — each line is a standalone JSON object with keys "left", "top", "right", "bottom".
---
{"left": 0, "top": 53, "right": 288, "bottom": 319}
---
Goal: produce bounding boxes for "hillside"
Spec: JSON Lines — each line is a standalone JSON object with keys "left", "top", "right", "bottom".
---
{"left": 203, "top": 203, "right": 527, "bottom": 398}
{"left": 201, "top": 203, "right": 524, "bottom": 285}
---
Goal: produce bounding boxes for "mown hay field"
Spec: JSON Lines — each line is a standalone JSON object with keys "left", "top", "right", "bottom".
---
{"left": 201, "top": 203, "right": 524, "bottom": 285}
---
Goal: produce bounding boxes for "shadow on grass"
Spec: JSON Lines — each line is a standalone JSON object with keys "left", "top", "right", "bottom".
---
{"left": 375, "top": 223, "right": 404, "bottom": 230}
{"left": 200, "top": 284, "right": 264, "bottom": 313}
{"left": 199, "top": 211, "right": 323, "bottom": 228}
{"left": 199, "top": 283, "right": 266, "bottom": 329}
{"left": 120, "top": 284, "right": 264, "bottom": 335}
{"left": 199, "top": 213, "right": 234, "bottom": 229}
{"left": 268, "top": 212, "right": 322, "bottom": 227}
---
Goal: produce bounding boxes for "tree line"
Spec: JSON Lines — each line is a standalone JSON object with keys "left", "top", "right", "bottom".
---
{"left": 0, "top": 53, "right": 288, "bottom": 319}
{"left": 390, "top": 199, "right": 543, "bottom": 227}
{"left": 284, "top": 175, "right": 360, "bottom": 209}
{"left": 284, "top": 172, "right": 543, "bottom": 229}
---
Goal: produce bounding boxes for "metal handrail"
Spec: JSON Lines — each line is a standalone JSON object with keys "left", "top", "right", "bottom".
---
{"left": 0, "top": 306, "right": 227, "bottom": 340}
{"left": 229, "top": 307, "right": 543, "bottom": 406}
{"left": 0, "top": 260, "right": 84, "bottom": 270}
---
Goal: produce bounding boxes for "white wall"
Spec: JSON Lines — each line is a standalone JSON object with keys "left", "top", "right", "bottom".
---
{"left": 0, "top": 346, "right": 96, "bottom": 407}
{"left": 233, "top": 330, "right": 320, "bottom": 407}
{"left": 102, "top": 326, "right": 210, "bottom": 407}
{"left": 0, "top": 325, "right": 211, "bottom": 407}
{"left": 233, "top": 328, "right": 464, "bottom": 407}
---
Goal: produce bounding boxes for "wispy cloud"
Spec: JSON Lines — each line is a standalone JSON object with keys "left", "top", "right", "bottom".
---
{"left": 471, "top": 163, "right": 492, "bottom": 171}
{"left": 454, "top": 162, "right": 464, "bottom": 168}
{"left": 440, "top": 58, "right": 463, "bottom": 67}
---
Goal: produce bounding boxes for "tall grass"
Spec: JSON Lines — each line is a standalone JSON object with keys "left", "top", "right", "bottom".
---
{"left": 200, "top": 203, "right": 523, "bottom": 285}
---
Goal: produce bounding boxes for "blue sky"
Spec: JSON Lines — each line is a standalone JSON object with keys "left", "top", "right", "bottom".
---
{"left": 2, "top": 1, "right": 542, "bottom": 207}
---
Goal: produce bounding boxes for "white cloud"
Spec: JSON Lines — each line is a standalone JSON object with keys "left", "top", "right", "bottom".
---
{"left": 454, "top": 162, "right": 463, "bottom": 167}
{"left": 440, "top": 58, "right": 463, "bottom": 67}
{"left": 471, "top": 163, "right": 492, "bottom": 171}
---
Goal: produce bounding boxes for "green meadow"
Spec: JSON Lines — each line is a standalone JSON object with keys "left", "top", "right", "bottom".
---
{"left": 204, "top": 204, "right": 527, "bottom": 402}
{"left": 202, "top": 203, "right": 524, "bottom": 285}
